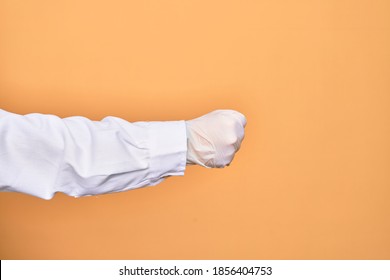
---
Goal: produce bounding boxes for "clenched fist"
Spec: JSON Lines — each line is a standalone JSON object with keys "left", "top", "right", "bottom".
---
{"left": 185, "top": 110, "right": 247, "bottom": 168}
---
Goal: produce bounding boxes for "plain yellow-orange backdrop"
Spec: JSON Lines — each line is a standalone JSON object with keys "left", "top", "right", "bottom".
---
{"left": 0, "top": 0, "right": 389, "bottom": 259}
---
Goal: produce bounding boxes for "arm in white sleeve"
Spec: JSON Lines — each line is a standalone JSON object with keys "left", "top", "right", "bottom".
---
{"left": 0, "top": 109, "right": 187, "bottom": 200}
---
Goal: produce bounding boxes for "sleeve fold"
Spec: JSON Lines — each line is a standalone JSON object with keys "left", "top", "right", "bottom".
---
{"left": 0, "top": 109, "right": 187, "bottom": 200}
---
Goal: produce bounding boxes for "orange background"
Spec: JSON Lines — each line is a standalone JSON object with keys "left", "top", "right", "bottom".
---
{"left": 0, "top": 0, "right": 389, "bottom": 259}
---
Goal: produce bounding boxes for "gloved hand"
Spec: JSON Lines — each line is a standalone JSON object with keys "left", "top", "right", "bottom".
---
{"left": 185, "top": 109, "right": 247, "bottom": 168}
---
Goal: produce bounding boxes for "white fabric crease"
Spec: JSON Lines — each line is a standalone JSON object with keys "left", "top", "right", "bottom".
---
{"left": 0, "top": 109, "right": 187, "bottom": 200}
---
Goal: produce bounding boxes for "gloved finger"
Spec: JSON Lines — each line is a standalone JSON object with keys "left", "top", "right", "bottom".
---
{"left": 230, "top": 110, "right": 247, "bottom": 127}
{"left": 217, "top": 109, "right": 247, "bottom": 128}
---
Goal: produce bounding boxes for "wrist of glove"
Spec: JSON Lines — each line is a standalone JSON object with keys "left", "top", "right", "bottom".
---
{"left": 185, "top": 110, "right": 247, "bottom": 168}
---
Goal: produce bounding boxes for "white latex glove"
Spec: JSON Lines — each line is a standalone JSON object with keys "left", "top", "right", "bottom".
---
{"left": 185, "top": 109, "right": 247, "bottom": 168}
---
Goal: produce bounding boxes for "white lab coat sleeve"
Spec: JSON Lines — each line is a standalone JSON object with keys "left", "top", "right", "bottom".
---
{"left": 0, "top": 109, "right": 187, "bottom": 200}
